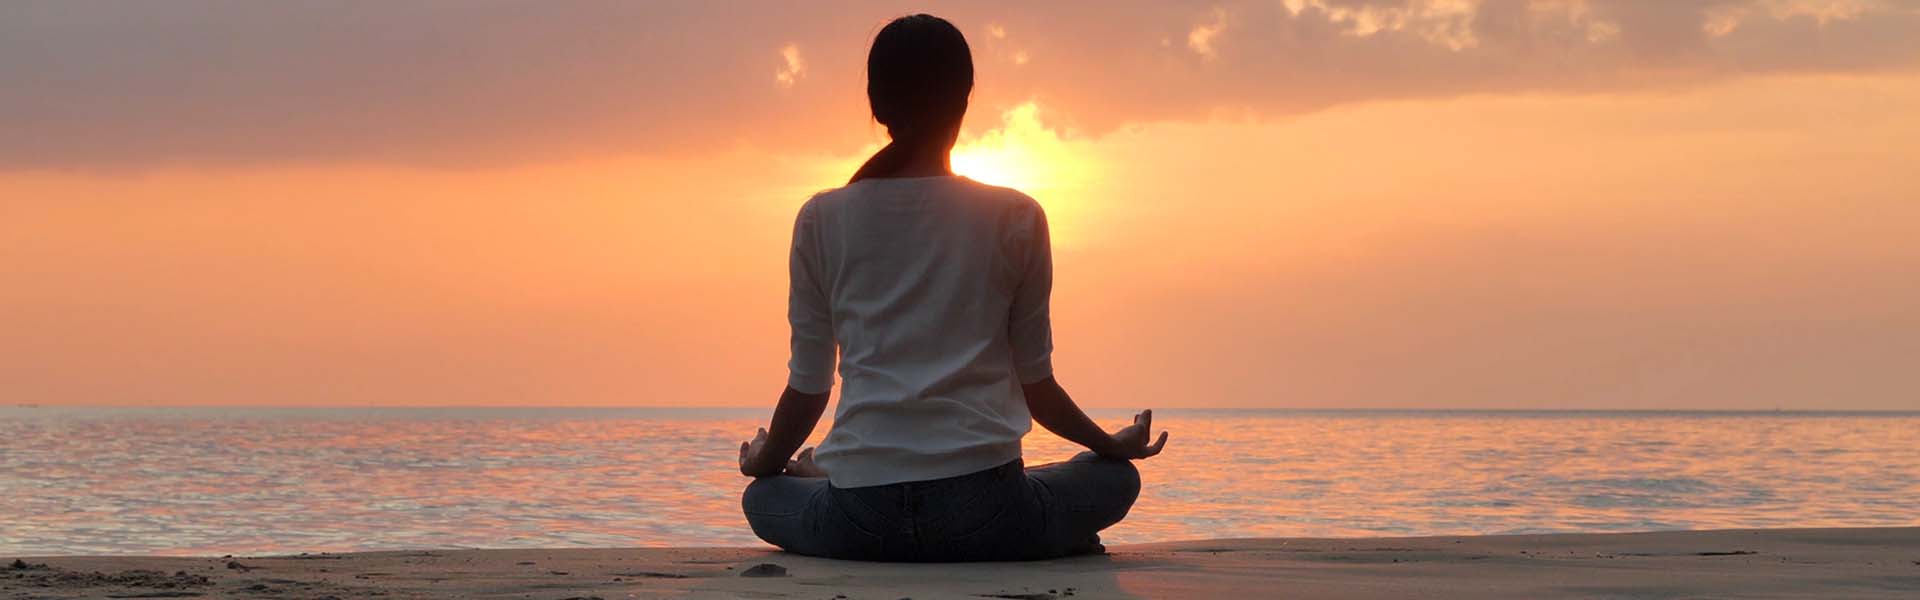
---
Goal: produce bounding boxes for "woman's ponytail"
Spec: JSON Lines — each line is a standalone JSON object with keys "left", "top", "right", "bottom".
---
{"left": 849, "top": 139, "right": 909, "bottom": 184}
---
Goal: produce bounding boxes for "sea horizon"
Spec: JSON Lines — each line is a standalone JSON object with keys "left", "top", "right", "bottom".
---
{"left": 8, "top": 407, "right": 1915, "bottom": 556}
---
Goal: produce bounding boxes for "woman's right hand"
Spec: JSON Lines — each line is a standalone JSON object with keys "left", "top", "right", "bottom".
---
{"left": 1102, "top": 409, "right": 1170, "bottom": 460}
{"left": 738, "top": 427, "right": 781, "bottom": 477}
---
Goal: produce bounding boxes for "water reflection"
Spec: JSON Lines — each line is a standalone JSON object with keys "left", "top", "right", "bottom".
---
{"left": 2, "top": 408, "right": 1916, "bottom": 555}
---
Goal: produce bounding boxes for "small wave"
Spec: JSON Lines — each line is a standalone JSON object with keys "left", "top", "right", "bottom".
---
{"left": 1579, "top": 477, "right": 1718, "bottom": 494}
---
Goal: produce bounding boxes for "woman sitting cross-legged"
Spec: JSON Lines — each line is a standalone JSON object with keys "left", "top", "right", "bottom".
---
{"left": 736, "top": 13, "right": 1169, "bottom": 563}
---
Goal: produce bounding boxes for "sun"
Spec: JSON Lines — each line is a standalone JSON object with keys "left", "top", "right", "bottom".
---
{"left": 951, "top": 103, "right": 1095, "bottom": 242}
{"left": 799, "top": 102, "right": 1094, "bottom": 245}
{"left": 951, "top": 102, "right": 1087, "bottom": 194}
{"left": 951, "top": 115, "right": 1047, "bottom": 194}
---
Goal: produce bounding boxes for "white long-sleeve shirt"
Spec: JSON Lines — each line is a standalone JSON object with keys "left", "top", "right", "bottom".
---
{"left": 787, "top": 175, "right": 1054, "bottom": 488}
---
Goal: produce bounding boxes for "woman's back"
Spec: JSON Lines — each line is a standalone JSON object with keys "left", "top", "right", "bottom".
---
{"left": 738, "top": 13, "right": 1163, "bottom": 562}
{"left": 789, "top": 175, "right": 1055, "bottom": 488}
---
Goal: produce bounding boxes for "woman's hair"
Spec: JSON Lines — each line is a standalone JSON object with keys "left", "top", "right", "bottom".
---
{"left": 848, "top": 14, "right": 974, "bottom": 184}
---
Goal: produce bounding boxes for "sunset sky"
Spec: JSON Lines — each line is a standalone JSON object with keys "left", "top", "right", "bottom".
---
{"left": 4, "top": 1, "right": 1918, "bottom": 409}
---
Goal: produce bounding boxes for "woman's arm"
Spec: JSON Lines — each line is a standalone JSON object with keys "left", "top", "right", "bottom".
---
{"left": 1023, "top": 376, "right": 1169, "bottom": 460}
{"left": 1006, "top": 201, "right": 1164, "bottom": 459}
{"left": 739, "top": 385, "right": 831, "bottom": 477}
{"left": 741, "top": 198, "right": 835, "bottom": 478}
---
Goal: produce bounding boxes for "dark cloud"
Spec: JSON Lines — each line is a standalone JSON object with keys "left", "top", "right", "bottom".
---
{"left": 2, "top": 0, "right": 1917, "bottom": 169}
{"left": 988, "top": 0, "right": 1920, "bottom": 132}
{"left": 0, "top": 2, "right": 871, "bottom": 168}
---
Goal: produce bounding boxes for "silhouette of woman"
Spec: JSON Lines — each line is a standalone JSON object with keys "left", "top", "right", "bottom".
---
{"left": 737, "top": 14, "right": 1169, "bottom": 562}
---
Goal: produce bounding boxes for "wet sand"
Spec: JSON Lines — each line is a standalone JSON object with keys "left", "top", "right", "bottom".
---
{"left": 7, "top": 528, "right": 1917, "bottom": 599}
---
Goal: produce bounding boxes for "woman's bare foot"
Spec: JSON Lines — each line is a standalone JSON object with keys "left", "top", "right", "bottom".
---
{"left": 783, "top": 447, "right": 828, "bottom": 478}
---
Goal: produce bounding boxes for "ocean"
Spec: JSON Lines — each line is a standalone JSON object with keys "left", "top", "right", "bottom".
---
{"left": 4, "top": 407, "right": 1916, "bottom": 556}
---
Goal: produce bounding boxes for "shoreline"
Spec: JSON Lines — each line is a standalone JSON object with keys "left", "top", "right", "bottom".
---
{"left": 7, "top": 527, "right": 1917, "bottom": 599}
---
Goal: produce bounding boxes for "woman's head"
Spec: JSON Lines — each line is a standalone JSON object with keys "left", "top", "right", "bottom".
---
{"left": 849, "top": 14, "right": 974, "bottom": 183}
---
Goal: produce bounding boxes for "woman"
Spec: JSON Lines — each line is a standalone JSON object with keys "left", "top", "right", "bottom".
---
{"left": 737, "top": 14, "right": 1169, "bottom": 562}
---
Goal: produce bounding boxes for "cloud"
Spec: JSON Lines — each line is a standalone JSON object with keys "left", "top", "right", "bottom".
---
{"left": 991, "top": 0, "right": 1920, "bottom": 133}
{"left": 2, "top": 0, "right": 1916, "bottom": 169}
{"left": 1188, "top": 8, "right": 1228, "bottom": 59}
{"left": 1279, "top": 0, "right": 1480, "bottom": 49}
{"left": 775, "top": 44, "right": 805, "bottom": 88}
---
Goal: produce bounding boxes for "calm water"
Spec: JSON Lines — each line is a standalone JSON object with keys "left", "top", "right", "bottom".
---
{"left": 4, "top": 407, "right": 1917, "bottom": 556}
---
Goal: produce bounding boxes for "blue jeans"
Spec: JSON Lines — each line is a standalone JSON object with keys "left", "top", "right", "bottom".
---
{"left": 742, "top": 452, "right": 1140, "bottom": 562}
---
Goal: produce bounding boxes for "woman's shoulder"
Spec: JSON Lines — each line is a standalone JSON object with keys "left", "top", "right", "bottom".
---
{"left": 943, "top": 177, "right": 1044, "bottom": 222}
{"left": 800, "top": 176, "right": 1042, "bottom": 220}
{"left": 794, "top": 184, "right": 859, "bottom": 217}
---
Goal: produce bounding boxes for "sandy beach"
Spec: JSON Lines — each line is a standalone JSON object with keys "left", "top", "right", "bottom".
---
{"left": 6, "top": 527, "right": 1916, "bottom": 599}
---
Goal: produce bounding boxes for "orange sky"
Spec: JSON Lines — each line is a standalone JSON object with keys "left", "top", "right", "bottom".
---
{"left": 4, "top": 1, "right": 1918, "bottom": 409}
